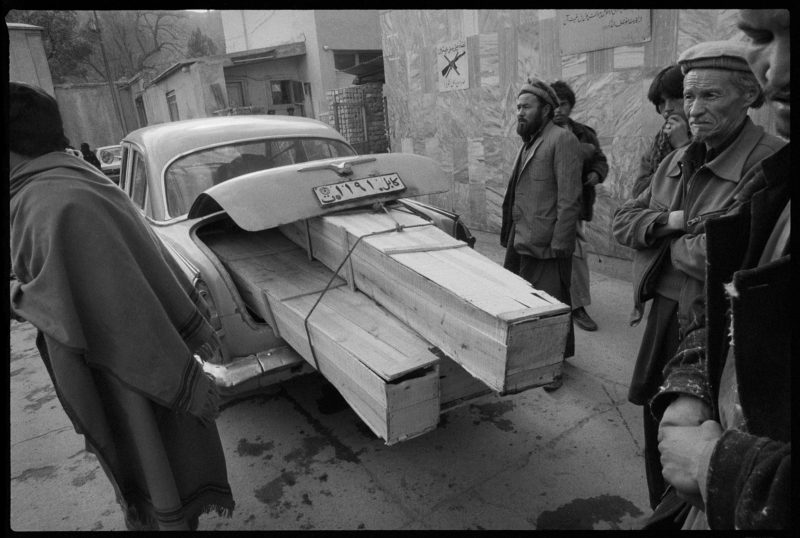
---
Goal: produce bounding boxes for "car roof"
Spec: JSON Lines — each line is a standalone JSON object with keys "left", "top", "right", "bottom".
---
{"left": 123, "top": 115, "right": 349, "bottom": 171}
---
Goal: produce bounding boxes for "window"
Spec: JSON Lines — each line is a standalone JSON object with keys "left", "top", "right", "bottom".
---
{"left": 166, "top": 91, "right": 179, "bottom": 121}
{"left": 334, "top": 52, "right": 357, "bottom": 70}
{"left": 334, "top": 51, "right": 382, "bottom": 70}
{"left": 163, "top": 137, "right": 356, "bottom": 217}
{"left": 226, "top": 81, "right": 245, "bottom": 108}
{"left": 135, "top": 96, "right": 147, "bottom": 127}
{"left": 270, "top": 80, "right": 304, "bottom": 105}
{"left": 130, "top": 151, "right": 148, "bottom": 210}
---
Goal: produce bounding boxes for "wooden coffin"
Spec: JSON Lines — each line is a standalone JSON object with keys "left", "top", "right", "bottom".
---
{"left": 203, "top": 227, "right": 477, "bottom": 444}
{"left": 280, "top": 208, "right": 571, "bottom": 393}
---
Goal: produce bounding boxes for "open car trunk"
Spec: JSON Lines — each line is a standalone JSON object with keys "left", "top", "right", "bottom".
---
{"left": 196, "top": 213, "right": 491, "bottom": 445}
{"left": 191, "top": 153, "right": 570, "bottom": 444}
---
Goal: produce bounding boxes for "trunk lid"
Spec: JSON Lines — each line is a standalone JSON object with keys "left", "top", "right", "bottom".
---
{"left": 188, "top": 153, "right": 448, "bottom": 232}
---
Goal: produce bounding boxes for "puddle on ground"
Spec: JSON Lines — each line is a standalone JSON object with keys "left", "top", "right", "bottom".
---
{"left": 235, "top": 438, "right": 275, "bottom": 457}
{"left": 535, "top": 494, "right": 644, "bottom": 530}
{"left": 469, "top": 400, "right": 517, "bottom": 432}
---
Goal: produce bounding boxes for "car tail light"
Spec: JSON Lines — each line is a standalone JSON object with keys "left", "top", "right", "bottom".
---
{"left": 99, "top": 150, "right": 115, "bottom": 164}
{"left": 194, "top": 277, "right": 223, "bottom": 331}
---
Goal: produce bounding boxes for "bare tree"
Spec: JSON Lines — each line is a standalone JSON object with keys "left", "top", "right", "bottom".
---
{"left": 83, "top": 11, "right": 190, "bottom": 80}
{"left": 6, "top": 10, "right": 99, "bottom": 83}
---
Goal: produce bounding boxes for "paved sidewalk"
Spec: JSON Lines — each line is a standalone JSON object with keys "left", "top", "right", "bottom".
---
{"left": 10, "top": 230, "right": 650, "bottom": 531}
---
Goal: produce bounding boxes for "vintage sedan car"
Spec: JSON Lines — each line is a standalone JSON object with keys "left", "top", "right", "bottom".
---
{"left": 96, "top": 144, "right": 122, "bottom": 184}
{"left": 118, "top": 115, "right": 474, "bottom": 399}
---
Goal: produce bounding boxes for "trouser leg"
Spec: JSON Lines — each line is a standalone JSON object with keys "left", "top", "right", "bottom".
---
{"left": 571, "top": 222, "right": 591, "bottom": 309}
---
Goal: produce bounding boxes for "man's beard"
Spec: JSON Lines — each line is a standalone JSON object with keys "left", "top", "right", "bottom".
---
{"left": 517, "top": 112, "right": 545, "bottom": 140}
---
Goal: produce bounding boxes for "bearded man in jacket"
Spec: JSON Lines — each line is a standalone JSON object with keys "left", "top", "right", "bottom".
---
{"left": 500, "top": 77, "right": 583, "bottom": 391}
{"left": 650, "top": 10, "right": 791, "bottom": 530}
{"left": 9, "top": 81, "right": 235, "bottom": 530}
{"left": 612, "top": 41, "right": 785, "bottom": 511}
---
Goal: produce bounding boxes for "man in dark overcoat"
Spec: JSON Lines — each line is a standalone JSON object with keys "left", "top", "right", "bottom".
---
{"left": 650, "top": 10, "right": 791, "bottom": 530}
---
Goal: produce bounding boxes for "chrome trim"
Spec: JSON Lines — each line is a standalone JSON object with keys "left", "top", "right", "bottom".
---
{"left": 200, "top": 345, "right": 308, "bottom": 391}
{"left": 297, "top": 156, "right": 377, "bottom": 175}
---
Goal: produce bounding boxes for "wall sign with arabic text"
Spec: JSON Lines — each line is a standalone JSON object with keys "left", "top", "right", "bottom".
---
{"left": 559, "top": 10, "right": 651, "bottom": 55}
{"left": 437, "top": 40, "right": 469, "bottom": 92}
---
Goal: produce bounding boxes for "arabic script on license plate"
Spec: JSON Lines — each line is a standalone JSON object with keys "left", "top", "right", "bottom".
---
{"left": 313, "top": 173, "right": 406, "bottom": 207}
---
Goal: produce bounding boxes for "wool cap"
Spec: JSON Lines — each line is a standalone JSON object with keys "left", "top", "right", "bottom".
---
{"left": 678, "top": 40, "right": 753, "bottom": 75}
{"left": 9, "top": 81, "right": 69, "bottom": 157}
{"left": 518, "top": 77, "right": 559, "bottom": 109}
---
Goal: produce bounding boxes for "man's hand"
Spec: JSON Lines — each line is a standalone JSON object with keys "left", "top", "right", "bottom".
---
{"left": 663, "top": 113, "right": 691, "bottom": 149}
{"left": 660, "top": 395, "right": 712, "bottom": 428}
{"left": 667, "top": 210, "right": 685, "bottom": 231}
{"left": 649, "top": 210, "right": 685, "bottom": 239}
{"left": 585, "top": 171, "right": 601, "bottom": 187}
{"left": 658, "top": 420, "right": 723, "bottom": 509}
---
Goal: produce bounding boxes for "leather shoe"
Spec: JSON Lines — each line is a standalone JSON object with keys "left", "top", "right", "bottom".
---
{"left": 543, "top": 375, "right": 563, "bottom": 392}
{"left": 572, "top": 307, "right": 598, "bottom": 331}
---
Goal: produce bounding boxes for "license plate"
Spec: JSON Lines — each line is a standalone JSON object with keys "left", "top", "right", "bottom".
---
{"left": 313, "top": 173, "right": 406, "bottom": 207}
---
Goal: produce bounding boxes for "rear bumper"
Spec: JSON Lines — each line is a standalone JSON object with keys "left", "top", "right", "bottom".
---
{"left": 200, "top": 345, "right": 314, "bottom": 398}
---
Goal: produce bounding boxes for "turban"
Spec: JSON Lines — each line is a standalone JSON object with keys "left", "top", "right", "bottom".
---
{"left": 518, "top": 77, "right": 559, "bottom": 109}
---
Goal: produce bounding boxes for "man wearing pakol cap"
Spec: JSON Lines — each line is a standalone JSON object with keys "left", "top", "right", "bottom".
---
{"left": 612, "top": 39, "right": 785, "bottom": 518}
{"left": 9, "top": 82, "right": 235, "bottom": 530}
{"left": 649, "top": 10, "right": 791, "bottom": 530}
{"left": 500, "top": 77, "right": 583, "bottom": 391}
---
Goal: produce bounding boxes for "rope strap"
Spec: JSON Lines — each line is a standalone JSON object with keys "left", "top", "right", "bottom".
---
{"left": 302, "top": 206, "right": 432, "bottom": 370}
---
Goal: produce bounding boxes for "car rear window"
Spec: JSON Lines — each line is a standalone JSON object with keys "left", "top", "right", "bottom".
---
{"left": 164, "top": 137, "right": 356, "bottom": 217}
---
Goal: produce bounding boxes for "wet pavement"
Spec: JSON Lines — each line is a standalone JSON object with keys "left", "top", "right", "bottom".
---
{"left": 9, "top": 230, "right": 650, "bottom": 530}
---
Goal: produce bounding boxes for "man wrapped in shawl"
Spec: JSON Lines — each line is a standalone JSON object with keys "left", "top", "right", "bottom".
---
{"left": 9, "top": 82, "right": 235, "bottom": 530}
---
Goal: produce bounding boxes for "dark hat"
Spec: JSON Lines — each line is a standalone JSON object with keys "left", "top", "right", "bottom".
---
{"left": 518, "top": 77, "right": 559, "bottom": 109}
{"left": 550, "top": 80, "right": 576, "bottom": 108}
{"left": 9, "top": 81, "right": 68, "bottom": 157}
{"left": 678, "top": 40, "right": 753, "bottom": 75}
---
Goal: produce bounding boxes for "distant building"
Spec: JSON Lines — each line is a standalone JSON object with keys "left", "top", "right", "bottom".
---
{"left": 7, "top": 23, "right": 55, "bottom": 95}
{"left": 220, "top": 10, "right": 383, "bottom": 118}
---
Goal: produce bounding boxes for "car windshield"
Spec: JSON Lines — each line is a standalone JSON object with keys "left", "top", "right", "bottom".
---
{"left": 164, "top": 136, "right": 356, "bottom": 217}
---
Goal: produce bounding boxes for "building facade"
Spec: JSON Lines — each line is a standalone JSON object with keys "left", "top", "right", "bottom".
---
{"left": 220, "top": 10, "right": 383, "bottom": 119}
{"left": 381, "top": 9, "right": 779, "bottom": 261}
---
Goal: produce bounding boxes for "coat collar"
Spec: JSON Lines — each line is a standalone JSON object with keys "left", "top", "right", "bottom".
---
{"left": 665, "top": 117, "right": 765, "bottom": 183}
{"left": 516, "top": 119, "right": 557, "bottom": 174}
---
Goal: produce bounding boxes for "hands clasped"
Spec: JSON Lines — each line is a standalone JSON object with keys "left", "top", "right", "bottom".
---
{"left": 657, "top": 396, "right": 722, "bottom": 509}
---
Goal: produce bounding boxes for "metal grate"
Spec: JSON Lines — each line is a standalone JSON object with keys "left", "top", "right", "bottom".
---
{"left": 329, "top": 84, "right": 389, "bottom": 154}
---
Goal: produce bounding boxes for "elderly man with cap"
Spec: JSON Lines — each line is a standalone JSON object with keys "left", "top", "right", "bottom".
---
{"left": 9, "top": 81, "right": 235, "bottom": 529}
{"left": 648, "top": 10, "right": 791, "bottom": 530}
{"left": 501, "top": 76, "right": 583, "bottom": 391}
{"left": 612, "top": 40, "right": 785, "bottom": 516}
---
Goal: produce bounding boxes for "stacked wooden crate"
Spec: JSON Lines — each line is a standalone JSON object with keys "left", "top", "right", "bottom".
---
{"left": 204, "top": 228, "right": 449, "bottom": 444}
